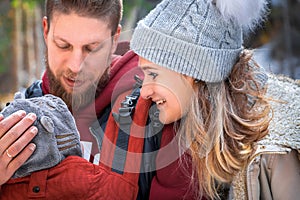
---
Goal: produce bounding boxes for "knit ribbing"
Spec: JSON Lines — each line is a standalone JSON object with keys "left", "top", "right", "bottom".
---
{"left": 130, "top": 0, "right": 244, "bottom": 82}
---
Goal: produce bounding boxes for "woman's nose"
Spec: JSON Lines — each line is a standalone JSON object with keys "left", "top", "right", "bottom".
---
{"left": 140, "top": 83, "right": 154, "bottom": 100}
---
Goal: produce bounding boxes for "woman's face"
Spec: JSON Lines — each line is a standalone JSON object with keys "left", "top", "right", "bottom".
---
{"left": 139, "top": 57, "right": 195, "bottom": 124}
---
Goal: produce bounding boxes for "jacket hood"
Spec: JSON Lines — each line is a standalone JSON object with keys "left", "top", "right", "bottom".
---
{"left": 258, "top": 74, "right": 300, "bottom": 151}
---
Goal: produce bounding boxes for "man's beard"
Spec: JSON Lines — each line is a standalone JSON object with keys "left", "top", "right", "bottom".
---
{"left": 45, "top": 60, "right": 110, "bottom": 112}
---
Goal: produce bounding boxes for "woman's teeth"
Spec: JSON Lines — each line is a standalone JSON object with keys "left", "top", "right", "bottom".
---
{"left": 156, "top": 99, "right": 166, "bottom": 105}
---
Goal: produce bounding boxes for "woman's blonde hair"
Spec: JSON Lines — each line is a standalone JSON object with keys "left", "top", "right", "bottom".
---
{"left": 179, "top": 50, "right": 272, "bottom": 199}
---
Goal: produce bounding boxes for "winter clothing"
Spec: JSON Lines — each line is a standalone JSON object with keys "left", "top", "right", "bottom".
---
{"left": 148, "top": 125, "right": 197, "bottom": 200}
{"left": 130, "top": 0, "right": 268, "bottom": 82}
{"left": 0, "top": 93, "right": 82, "bottom": 178}
{"left": 230, "top": 74, "right": 300, "bottom": 200}
{"left": 40, "top": 50, "right": 142, "bottom": 161}
{"left": 0, "top": 46, "right": 197, "bottom": 199}
{"left": 0, "top": 156, "right": 139, "bottom": 200}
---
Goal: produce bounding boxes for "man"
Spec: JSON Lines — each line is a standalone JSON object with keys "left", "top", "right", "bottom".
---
{"left": 0, "top": 1, "right": 199, "bottom": 199}
{"left": 0, "top": 0, "right": 146, "bottom": 198}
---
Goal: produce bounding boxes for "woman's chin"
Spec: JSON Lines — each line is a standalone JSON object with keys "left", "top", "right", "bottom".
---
{"left": 159, "top": 114, "right": 174, "bottom": 125}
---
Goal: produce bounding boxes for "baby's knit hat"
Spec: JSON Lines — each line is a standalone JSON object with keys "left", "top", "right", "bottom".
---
{"left": 131, "top": 0, "right": 268, "bottom": 82}
{"left": 1, "top": 93, "right": 82, "bottom": 178}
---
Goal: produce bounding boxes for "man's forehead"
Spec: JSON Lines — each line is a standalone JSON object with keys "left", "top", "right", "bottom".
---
{"left": 50, "top": 13, "right": 112, "bottom": 44}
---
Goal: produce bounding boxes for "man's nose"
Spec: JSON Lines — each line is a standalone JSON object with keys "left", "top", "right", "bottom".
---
{"left": 68, "top": 49, "right": 85, "bottom": 73}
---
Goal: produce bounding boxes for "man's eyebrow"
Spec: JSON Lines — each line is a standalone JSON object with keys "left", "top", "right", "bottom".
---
{"left": 88, "top": 42, "right": 100, "bottom": 46}
{"left": 52, "top": 34, "right": 67, "bottom": 41}
{"left": 53, "top": 35, "right": 101, "bottom": 46}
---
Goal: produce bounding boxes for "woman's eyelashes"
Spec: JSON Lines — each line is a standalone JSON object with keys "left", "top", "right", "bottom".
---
{"left": 148, "top": 72, "right": 158, "bottom": 80}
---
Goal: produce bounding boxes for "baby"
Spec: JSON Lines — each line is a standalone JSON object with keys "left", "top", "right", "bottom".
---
{"left": 1, "top": 93, "right": 82, "bottom": 178}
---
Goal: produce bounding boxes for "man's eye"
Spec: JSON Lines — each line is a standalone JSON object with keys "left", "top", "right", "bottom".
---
{"left": 57, "top": 44, "right": 70, "bottom": 49}
{"left": 148, "top": 72, "right": 158, "bottom": 79}
{"left": 87, "top": 44, "right": 103, "bottom": 53}
{"left": 85, "top": 46, "right": 93, "bottom": 53}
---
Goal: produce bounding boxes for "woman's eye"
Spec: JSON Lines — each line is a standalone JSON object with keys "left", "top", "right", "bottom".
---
{"left": 148, "top": 72, "right": 158, "bottom": 79}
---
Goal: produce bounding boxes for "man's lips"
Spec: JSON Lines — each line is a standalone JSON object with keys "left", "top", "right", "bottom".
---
{"left": 63, "top": 76, "right": 84, "bottom": 88}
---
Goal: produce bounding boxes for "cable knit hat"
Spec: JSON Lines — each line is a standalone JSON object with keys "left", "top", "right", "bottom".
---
{"left": 131, "top": 0, "right": 268, "bottom": 82}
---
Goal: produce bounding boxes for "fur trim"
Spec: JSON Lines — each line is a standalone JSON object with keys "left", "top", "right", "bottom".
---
{"left": 258, "top": 74, "right": 300, "bottom": 150}
{"left": 229, "top": 74, "right": 300, "bottom": 200}
{"left": 214, "top": 0, "right": 269, "bottom": 30}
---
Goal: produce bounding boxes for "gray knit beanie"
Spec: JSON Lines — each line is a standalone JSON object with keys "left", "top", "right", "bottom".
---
{"left": 130, "top": 0, "right": 268, "bottom": 82}
{"left": 1, "top": 93, "right": 82, "bottom": 178}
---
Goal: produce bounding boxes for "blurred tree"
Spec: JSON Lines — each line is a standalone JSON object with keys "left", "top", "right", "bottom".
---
{"left": 121, "top": 0, "right": 159, "bottom": 40}
{"left": 13, "top": 0, "right": 44, "bottom": 91}
{"left": 1, "top": 0, "right": 44, "bottom": 94}
{"left": 0, "top": 0, "right": 13, "bottom": 93}
{"left": 245, "top": 0, "right": 300, "bottom": 79}
{"left": 270, "top": 0, "right": 300, "bottom": 78}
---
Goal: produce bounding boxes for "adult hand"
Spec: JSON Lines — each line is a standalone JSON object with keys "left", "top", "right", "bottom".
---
{"left": 0, "top": 111, "right": 37, "bottom": 185}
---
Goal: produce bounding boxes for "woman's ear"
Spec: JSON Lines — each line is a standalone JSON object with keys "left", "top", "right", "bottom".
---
{"left": 183, "top": 75, "right": 197, "bottom": 87}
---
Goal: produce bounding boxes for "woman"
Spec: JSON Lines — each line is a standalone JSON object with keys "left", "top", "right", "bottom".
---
{"left": 130, "top": 0, "right": 300, "bottom": 199}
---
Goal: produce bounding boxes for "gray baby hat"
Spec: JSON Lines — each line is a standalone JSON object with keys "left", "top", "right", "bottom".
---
{"left": 1, "top": 93, "right": 82, "bottom": 178}
{"left": 131, "top": 0, "right": 268, "bottom": 82}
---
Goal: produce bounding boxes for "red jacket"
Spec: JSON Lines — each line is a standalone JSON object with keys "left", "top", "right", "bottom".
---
{"left": 0, "top": 91, "right": 151, "bottom": 200}
{"left": 0, "top": 47, "right": 199, "bottom": 199}
{"left": 1, "top": 156, "right": 138, "bottom": 200}
{"left": 41, "top": 49, "right": 142, "bottom": 160}
{"left": 1, "top": 48, "right": 145, "bottom": 200}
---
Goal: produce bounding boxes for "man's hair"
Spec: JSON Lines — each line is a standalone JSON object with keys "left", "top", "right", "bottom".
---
{"left": 45, "top": 0, "right": 122, "bottom": 35}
